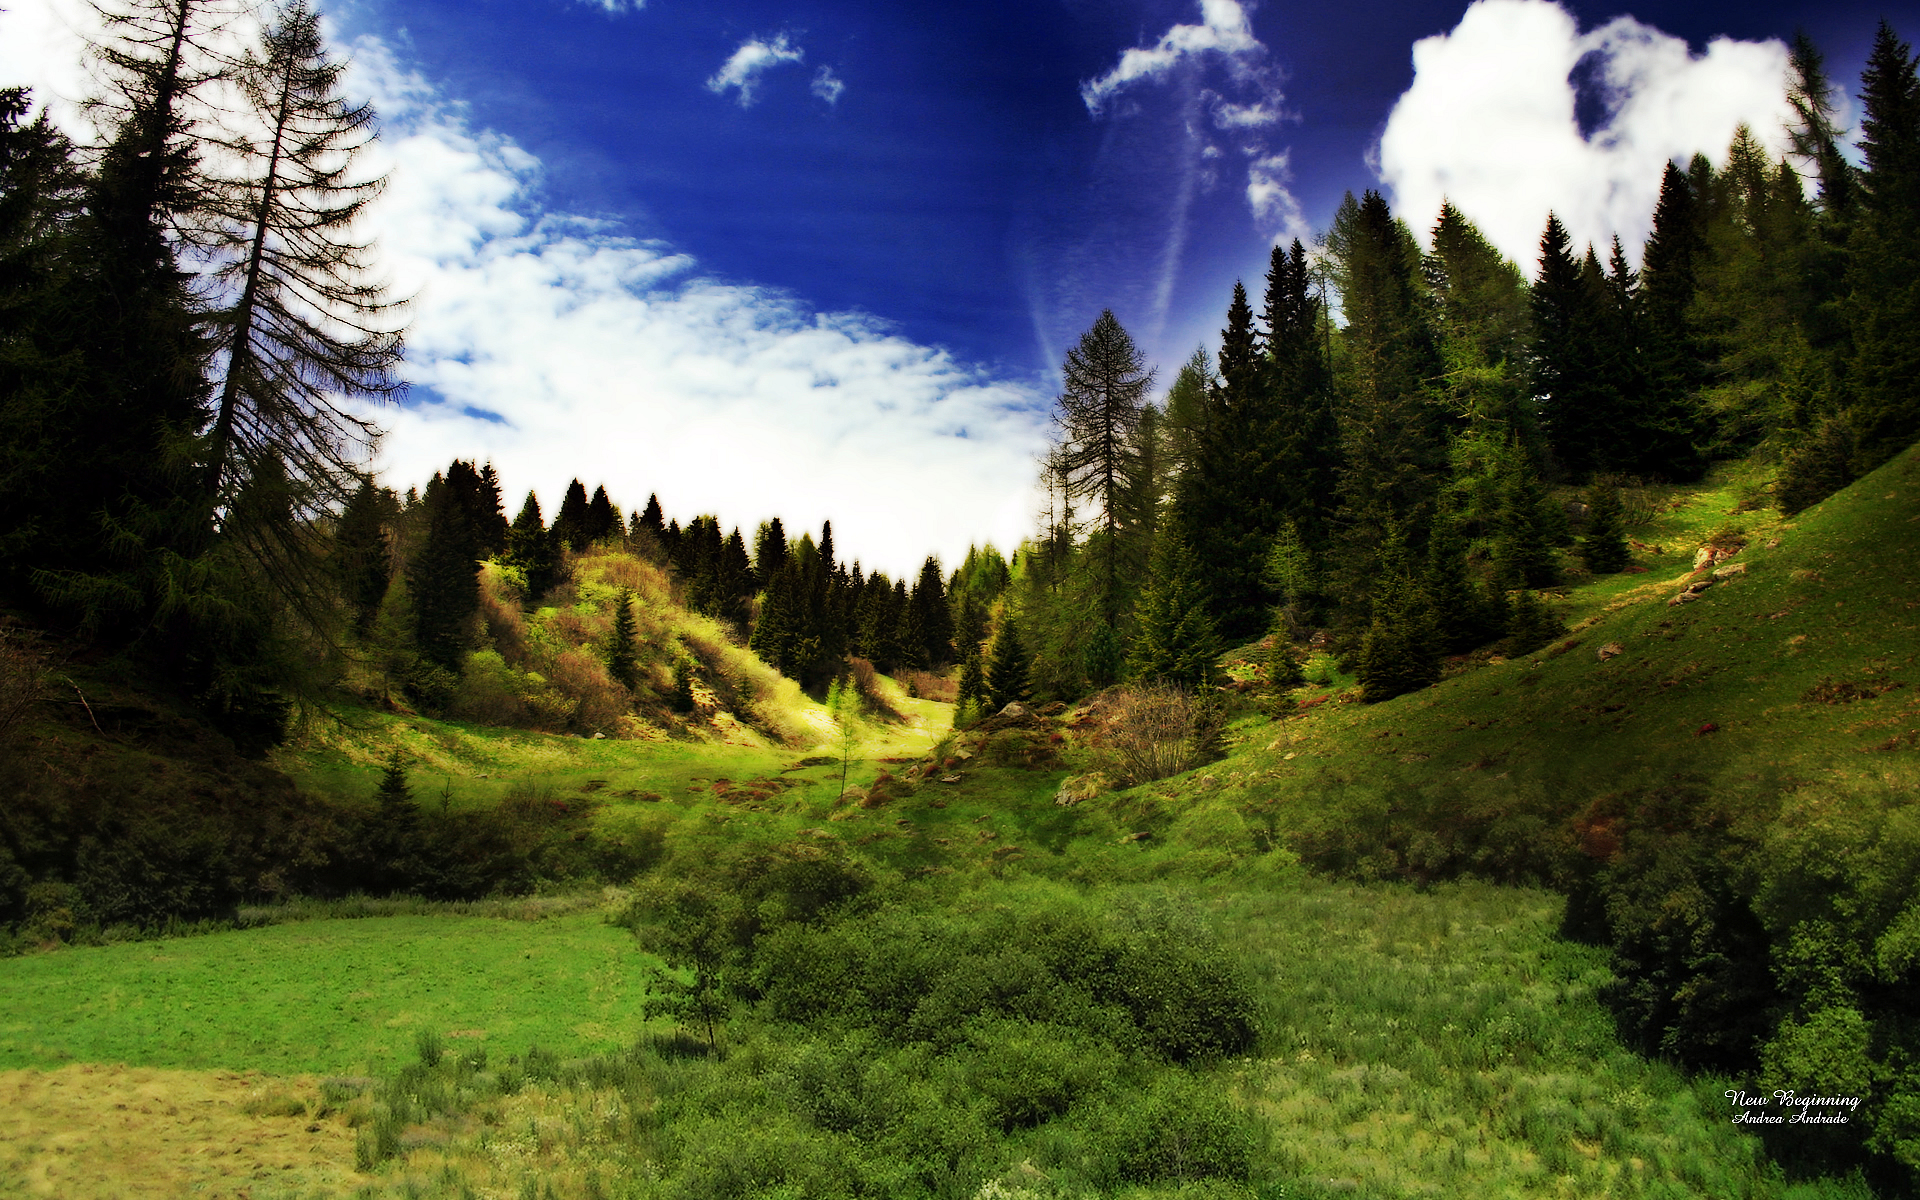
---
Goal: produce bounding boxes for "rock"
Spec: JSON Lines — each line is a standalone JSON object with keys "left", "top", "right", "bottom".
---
{"left": 940, "top": 774, "right": 962, "bottom": 785}
{"left": 1693, "top": 543, "right": 1743, "bottom": 571}
{"left": 1668, "top": 579, "right": 1715, "bottom": 606}
{"left": 839, "top": 785, "right": 869, "bottom": 805}
{"left": 1054, "top": 771, "right": 1111, "bottom": 806}
{"left": 998, "top": 702, "right": 1031, "bottom": 719}
{"left": 590, "top": 731, "right": 607, "bottom": 740}
{"left": 1597, "top": 642, "right": 1625, "bottom": 661}
{"left": 1712, "top": 561, "right": 1748, "bottom": 580}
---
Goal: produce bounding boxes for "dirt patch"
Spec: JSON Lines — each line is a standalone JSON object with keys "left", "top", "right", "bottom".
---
{"left": 0, "top": 1064, "right": 362, "bottom": 1198}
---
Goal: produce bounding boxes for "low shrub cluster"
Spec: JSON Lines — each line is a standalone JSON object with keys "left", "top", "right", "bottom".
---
{"left": 338, "top": 868, "right": 1263, "bottom": 1198}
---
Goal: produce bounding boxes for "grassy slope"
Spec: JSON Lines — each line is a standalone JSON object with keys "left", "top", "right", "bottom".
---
{"left": 0, "top": 911, "right": 645, "bottom": 1076}
{"left": 1197, "top": 447, "right": 1920, "bottom": 874}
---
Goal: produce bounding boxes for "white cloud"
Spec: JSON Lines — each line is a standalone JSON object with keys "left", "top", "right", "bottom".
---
{"left": 1377, "top": 0, "right": 1800, "bottom": 271}
{"left": 705, "top": 33, "right": 804, "bottom": 108}
{"left": 810, "top": 65, "right": 844, "bottom": 105}
{"left": 1078, "top": 0, "right": 1308, "bottom": 247}
{"left": 574, "top": 0, "right": 642, "bottom": 12}
{"left": 343, "top": 41, "right": 1043, "bottom": 576}
{"left": 1078, "top": 0, "right": 1261, "bottom": 115}
{"left": 0, "top": 2, "right": 1046, "bottom": 574}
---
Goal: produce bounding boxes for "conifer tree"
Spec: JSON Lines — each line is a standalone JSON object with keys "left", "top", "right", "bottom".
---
{"left": 505, "top": 492, "right": 557, "bottom": 600}
{"left": 1580, "top": 480, "right": 1631, "bottom": 573}
{"left": 1051, "top": 310, "right": 1153, "bottom": 625}
{"left": 584, "top": 485, "right": 618, "bottom": 545}
{"left": 331, "top": 476, "right": 391, "bottom": 634}
{"left": 910, "top": 556, "right": 953, "bottom": 666}
{"left": 407, "top": 473, "right": 479, "bottom": 671}
{"left": 367, "top": 746, "right": 421, "bottom": 888}
{"left": 552, "top": 479, "right": 590, "bottom": 551}
{"left": 1491, "top": 461, "right": 1559, "bottom": 589}
{"left": 1847, "top": 21, "right": 1920, "bottom": 468}
{"left": 985, "top": 613, "right": 1032, "bottom": 711}
{"left": 202, "top": 0, "right": 401, "bottom": 542}
{"left": 1325, "top": 190, "right": 1446, "bottom": 610}
{"left": 1264, "top": 627, "right": 1303, "bottom": 695}
{"left": 753, "top": 518, "right": 788, "bottom": 582}
{"left": 1530, "top": 213, "right": 1617, "bottom": 477}
{"left": 1356, "top": 526, "right": 1440, "bottom": 702}
{"left": 1501, "top": 586, "right": 1565, "bottom": 657}
{"left": 1640, "top": 162, "right": 1712, "bottom": 474}
{"left": 1125, "top": 527, "right": 1220, "bottom": 690}
{"left": 955, "top": 647, "right": 987, "bottom": 725}
{"left": 1427, "top": 203, "right": 1533, "bottom": 433}
{"left": 1422, "top": 511, "right": 1486, "bottom": 653}
{"left": 1177, "top": 279, "right": 1288, "bottom": 637}
{"left": 605, "top": 587, "right": 638, "bottom": 689}
{"left": 1082, "top": 621, "right": 1122, "bottom": 690}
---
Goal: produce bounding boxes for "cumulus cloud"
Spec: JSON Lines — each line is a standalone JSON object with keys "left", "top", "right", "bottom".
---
{"left": 810, "top": 65, "right": 845, "bottom": 105}
{"left": 0, "top": 1, "right": 1046, "bottom": 574}
{"left": 343, "top": 43, "right": 1042, "bottom": 575}
{"left": 706, "top": 33, "right": 805, "bottom": 107}
{"left": 1377, "top": 0, "right": 1800, "bottom": 271}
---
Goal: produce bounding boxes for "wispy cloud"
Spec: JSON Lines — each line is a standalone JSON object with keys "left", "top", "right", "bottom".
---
{"left": 1377, "top": 0, "right": 1805, "bottom": 269}
{"left": 1079, "top": 0, "right": 1307, "bottom": 246}
{"left": 572, "top": 0, "right": 642, "bottom": 13}
{"left": 810, "top": 65, "right": 845, "bottom": 105}
{"left": 706, "top": 33, "right": 805, "bottom": 108}
{"left": 1078, "top": 0, "right": 1263, "bottom": 115}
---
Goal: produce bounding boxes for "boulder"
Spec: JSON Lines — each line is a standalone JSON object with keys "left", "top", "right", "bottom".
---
{"left": 1054, "top": 771, "right": 1111, "bottom": 806}
{"left": 1712, "top": 561, "right": 1749, "bottom": 580}
{"left": 1668, "top": 579, "right": 1714, "bottom": 606}
{"left": 998, "top": 702, "right": 1031, "bottom": 719}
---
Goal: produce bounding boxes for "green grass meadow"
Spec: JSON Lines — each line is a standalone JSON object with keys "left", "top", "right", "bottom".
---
{"left": 0, "top": 911, "right": 646, "bottom": 1076}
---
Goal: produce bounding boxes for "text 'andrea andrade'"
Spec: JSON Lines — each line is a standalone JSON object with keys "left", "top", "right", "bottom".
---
{"left": 1724, "top": 1090, "right": 1862, "bottom": 1125}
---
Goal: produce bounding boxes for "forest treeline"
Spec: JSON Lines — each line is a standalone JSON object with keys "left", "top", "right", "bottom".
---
{"left": 1005, "top": 26, "right": 1920, "bottom": 708}
{"left": 6, "top": 0, "right": 1918, "bottom": 743}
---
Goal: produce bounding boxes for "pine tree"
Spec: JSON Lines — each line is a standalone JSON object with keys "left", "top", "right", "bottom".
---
{"left": 332, "top": 476, "right": 392, "bottom": 634}
{"left": 202, "top": 0, "right": 401, "bottom": 544}
{"left": 1177, "top": 280, "right": 1288, "bottom": 637}
{"left": 1501, "top": 586, "right": 1565, "bottom": 657}
{"left": 367, "top": 746, "right": 421, "bottom": 888}
{"left": 584, "top": 485, "right": 618, "bottom": 545}
{"left": 1082, "top": 621, "right": 1122, "bottom": 690}
{"left": 552, "top": 479, "right": 590, "bottom": 551}
{"left": 1639, "top": 161, "right": 1712, "bottom": 476}
{"left": 1491, "top": 461, "right": 1559, "bottom": 589}
{"left": 407, "top": 473, "right": 479, "bottom": 670}
{"left": 1530, "top": 213, "right": 1618, "bottom": 477}
{"left": 1580, "top": 480, "right": 1630, "bottom": 573}
{"left": 1052, "top": 310, "right": 1154, "bottom": 625}
{"left": 910, "top": 556, "right": 953, "bottom": 666}
{"left": 753, "top": 518, "right": 788, "bottom": 582}
{"left": 605, "top": 587, "right": 638, "bottom": 689}
{"left": 1848, "top": 21, "right": 1920, "bottom": 468}
{"left": 955, "top": 648, "right": 987, "bottom": 725}
{"left": 1325, "top": 190, "right": 1446, "bottom": 612}
{"left": 1427, "top": 203, "right": 1534, "bottom": 432}
{"left": 1126, "top": 527, "right": 1221, "bottom": 690}
{"left": 1264, "top": 627, "right": 1303, "bottom": 694}
{"left": 505, "top": 491, "right": 557, "bottom": 600}
{"left": 1356, "top": 523, "right": 1440, "bottom": 702}
{"left": 985, "top": 614, "right": 1032, "bottom": 711}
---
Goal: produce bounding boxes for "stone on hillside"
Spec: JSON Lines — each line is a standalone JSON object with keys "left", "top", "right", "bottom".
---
{"left": 1054, "top": 772, "right": 1111, "bottom": 806}
{"left": 1669, "top": 579, "right": 1714, "bottom": 606}
{"left": 999, "top": 702, "right": 1031, "bottom": 719}
{"left": 1597, "top": 642, "right": 1625, "bottom": 661}
{"left": 1712, "top": 561, "right": 1749, "bottom": 580}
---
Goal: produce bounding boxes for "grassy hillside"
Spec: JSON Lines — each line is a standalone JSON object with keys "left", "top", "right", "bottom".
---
{"left": 1, "top": 455, "right": 1914, "bottom": 1197}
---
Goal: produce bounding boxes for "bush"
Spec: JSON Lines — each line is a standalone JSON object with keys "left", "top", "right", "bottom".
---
{"left": 1099, "top": 685, "right": 1213, "bottom": 783}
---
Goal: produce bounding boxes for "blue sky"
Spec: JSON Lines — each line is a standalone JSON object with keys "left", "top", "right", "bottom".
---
{"left": 3, "top": 0, "right": 1915, "bottom": 572}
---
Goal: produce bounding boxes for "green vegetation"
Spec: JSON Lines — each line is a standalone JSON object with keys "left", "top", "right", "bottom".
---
{"left": 0, "top": 911, "right": 642, "bottom": 1075}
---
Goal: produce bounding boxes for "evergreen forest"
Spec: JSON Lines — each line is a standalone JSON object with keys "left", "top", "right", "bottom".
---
{"left": 2, "top": 3, "right": 1919, "bottom": 1197}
